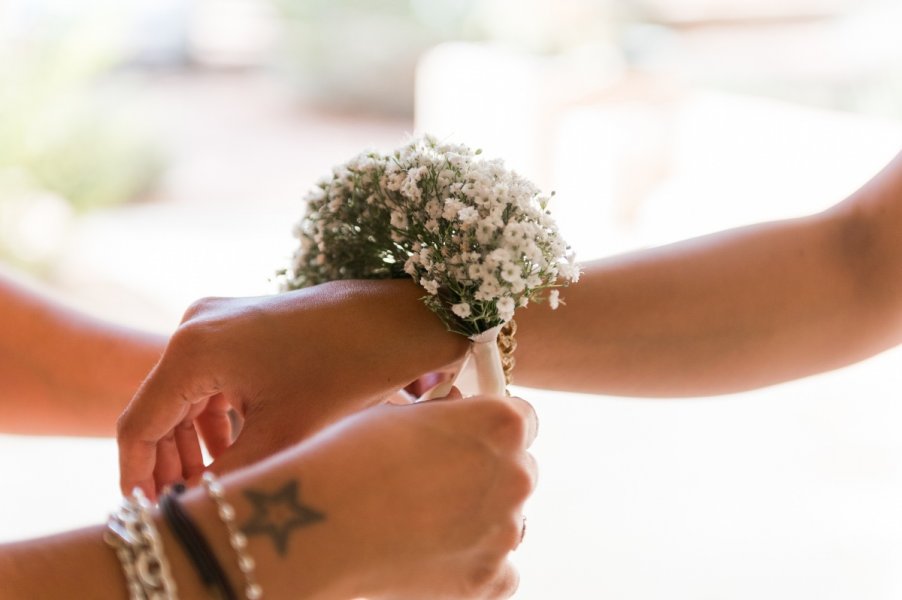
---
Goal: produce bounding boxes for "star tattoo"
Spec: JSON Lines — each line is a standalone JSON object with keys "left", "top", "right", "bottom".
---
{"left": 240, "top": 479, "right": 325, "bottom": 556}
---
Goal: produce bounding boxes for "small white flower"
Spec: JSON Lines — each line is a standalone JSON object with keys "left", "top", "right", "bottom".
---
{"left": 449, "top": 265, "right": 467, "bottom": 281}
{"left": 500, "top": 262, "right": 522, "bottom": 284}
{"left": 419, "top": 248, "right": 433, "bottom": 269}
{"left": 425, "top": 199, "right": 442, "bottom": 219}
{"left": 328, "top": 196, "right": 344, "bottom": 212}
{"left": 488, "top": 248, "right": 513, "bottom": 265}
{"left": 476, "top": 221, "right": 495, "bottom": 245}
{"left": 558, "top": 261, "right": 581, "bottom": 283}
{"left": 420, "top": 277, "right": 440, "bottom": 295}
{"left": 503, "top": 221, "right": 525, "bottom": 242}
{"left": 442, "top": 198, "right": 463, "bottom": 221}
{"left": 523, "top": 245, "right": 545, "bottom": 265}
{"left": 467, "top": 263, "right": 486, "bottom": 281}
{"left": 437, "top": 169, "right": 455, "bottom": 188}
{"left": 497, "top": 297, "right": 515, "bottom": 321}
{"left": 390, "top": 211, "right": 409, "bottom": 230}
{"left": 401, "top": 182, "right": 422, "bottom": 202}
{"left": 488, "top": 207, "right": 505, "bottom": 228}
{"left": 457, "top": 206, "right": 479, "bottom": 225}
{"left": 476, "top": 276, "right": 501, "bottom": 301}
{"left": 305, "top": 187, "right": 326, "bottom": 203}
{"left": 452, "top": 303, "right": 472, "bottom": 318}
{"left": 526, "top": 273, "right": 542, "bottom": 288}
{"left": 548, "top": 289, "right": 561, "bottom": 310}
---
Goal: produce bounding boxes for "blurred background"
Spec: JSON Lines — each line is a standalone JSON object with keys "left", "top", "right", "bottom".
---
{"left": 2, "top": 0, "right": 902, "bottom": 597}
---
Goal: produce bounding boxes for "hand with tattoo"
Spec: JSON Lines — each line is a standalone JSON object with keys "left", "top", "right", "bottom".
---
{"left": 116, "top": 278, "right": 468, "bottom": 498}
{"left": 177, "top": 389, "right": 537, "bottom": 600}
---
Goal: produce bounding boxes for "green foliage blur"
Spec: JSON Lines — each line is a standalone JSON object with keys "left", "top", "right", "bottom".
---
{"left": 0, "top": 16, "right": 164, "bottom": 268}
{"left": 0, "top": 27, "right": 164, "bottom": 213}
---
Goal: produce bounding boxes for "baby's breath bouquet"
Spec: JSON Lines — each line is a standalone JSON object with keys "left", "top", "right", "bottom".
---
{"left": 283, "top": 135, "right": 579, "bottom": 395}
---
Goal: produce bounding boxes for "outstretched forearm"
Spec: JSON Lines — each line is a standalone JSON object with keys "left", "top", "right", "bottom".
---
{"left": 514, "top": 150, "right": 902, "bottom": 396}
{"left": 0, "top": 459, "right": 343, "bottom": 599}
{"left": 0, "top": 268, "right": 167, "bottom": 436}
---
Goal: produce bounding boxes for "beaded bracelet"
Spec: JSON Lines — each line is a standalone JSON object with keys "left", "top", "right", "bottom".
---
{"left": 105, "top": 487, "right": 179, "bottom": 600}
{"left": 161, "top": 484, "right": 238, "bottom": 600}
{"left": 202, "top": 472, "right": 263, "bottom": 600}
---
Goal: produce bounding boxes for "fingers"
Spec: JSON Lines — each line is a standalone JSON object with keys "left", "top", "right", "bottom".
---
{"left": 153, "top": 401, "right": 205, "bottom": 492}
{"left": 488, "top": 561, "right": 520, "bottom": 599}
{"left": 117, "top": 356, "right": 220, "bottom": 497}
{"left": 143, "top": 398, "right": 230, "bottom": 494}
{"left": 461, "top": 395, "right": 538, "bottom": 453}
{"left": 468, "top": 559, "right": 520, "bottom": 600}
{"left": 195, "top": 394, "right": 233, "bottom": 459}
{"left": 175, "top": 420, "right": 206, "bottom": 483}
{"left": 153, "top": 432, "right": 183, "bottom": 494}
{"left": 520, "top": 450, "right": 539, "bottom": 493}
{"left": 503, "top": 396, "right": 538, "bottom": 449}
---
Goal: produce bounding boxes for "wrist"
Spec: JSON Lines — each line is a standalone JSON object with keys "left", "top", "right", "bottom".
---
{"left": 170, "top": 462, "right": 355, "bottom": 600}
{"left": 279, "top": 278, "right": 468, "bottom": 405}
{"left": 335, "top": 278, "right": 470, "bottom": 370}
{"left": 153, "top": 507, "right": 216, "bottom": 599}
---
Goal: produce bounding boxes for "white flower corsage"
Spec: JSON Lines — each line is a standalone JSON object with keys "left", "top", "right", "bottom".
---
{"left": 283, "top": 135, "right": 579, "bottom": 395}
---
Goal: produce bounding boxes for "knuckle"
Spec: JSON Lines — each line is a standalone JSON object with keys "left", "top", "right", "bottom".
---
{"left": 168, "top": 319, "right": 210, "bottom": 356}
{"left": 490, "top": 564, "right": 520, "bottom": 599}
{"left": 495, "top": 517, "right": 523, "bottom": 551}
{"left": 181, "top": 296, "right": 220, "bottom": 322}
{"left": 463, "top": 557, "right": 518, "bottom": 599}
{"left": 481, "top": 401, "right": 526, "bottom": 449}
{"left": 508, "top": 460, "right": 535, "bottom": 501}
{"left": 464, "top": 559, "right": 504, "bottom": 597}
